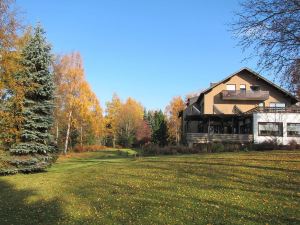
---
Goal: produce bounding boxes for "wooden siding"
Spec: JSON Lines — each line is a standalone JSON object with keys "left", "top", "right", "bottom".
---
{"left": 203, "top": 70, "right": 292, "bottom": 114}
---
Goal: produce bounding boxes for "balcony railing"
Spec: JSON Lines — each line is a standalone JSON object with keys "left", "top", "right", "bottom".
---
{"left": 186, "top": 133, "right": 253, "bottom": 144}
{"left": 245, "top": 106, "right": 300, "bottom": 114}
{"left": 222, "top": 90, "right": 269, "bottom": 101}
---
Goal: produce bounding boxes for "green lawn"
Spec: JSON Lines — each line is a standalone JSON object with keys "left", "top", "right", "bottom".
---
{"left": 0, "top": 150, "right": 299, "bottom": 225}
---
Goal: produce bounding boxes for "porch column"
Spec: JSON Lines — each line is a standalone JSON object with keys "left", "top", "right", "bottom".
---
{"left": 208, "top": 117, "right": 211, "bottom": 142}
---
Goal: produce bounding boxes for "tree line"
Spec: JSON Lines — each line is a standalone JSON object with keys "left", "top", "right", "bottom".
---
{"left": 0, "top": 0, "right": 185, "bottom": 173}
{"left": 52, "top": 52, "right": 185, "bottom": 152}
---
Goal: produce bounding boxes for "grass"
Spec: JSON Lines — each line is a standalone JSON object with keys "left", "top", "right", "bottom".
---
{"left": 0, "top": 149, "right": 299, "bottom": 225}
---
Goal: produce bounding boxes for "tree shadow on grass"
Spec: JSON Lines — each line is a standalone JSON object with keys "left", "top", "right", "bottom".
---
{"left": 65, "top": 150, "right": 136, "bottom": 163}
{"left": 141, "top": 159, "right": 299, "bottom": 173}
{"left": 0, "top": 179, "right": 64, "bottom": 225}
{"left": 188, "top": 198, "right": 300, "bottom": 225}
{"left": 53, "top": 153, "right": 300, "bottom": 225}
{"left": 65, "top": 174, "right": 300, "bottom": 225}
{"left": 145, "top": 159, "right": 300, "bottom": 193}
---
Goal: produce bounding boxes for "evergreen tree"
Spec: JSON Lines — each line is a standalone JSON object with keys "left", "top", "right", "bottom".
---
{"left": 9, "top": 25, "right": 56, "bottom": 172}
{"left": 152, "top": 110, "right": 168, "bottom": 146}
{"left": 143, "top": 108, "right": 148, "bottom": 121}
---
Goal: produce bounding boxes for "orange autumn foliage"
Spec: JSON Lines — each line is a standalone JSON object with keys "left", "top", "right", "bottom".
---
{"left": 0, "top": 0, "right": 31, "bottom": 147}
{"left": 53, "top": 52, "right": 104, "bottom": 153}
{"left": 73, "top": 145, "right": 107, "bottom": 153}
{"left": 165, "top": 96, "right": 185, "bottom": 145}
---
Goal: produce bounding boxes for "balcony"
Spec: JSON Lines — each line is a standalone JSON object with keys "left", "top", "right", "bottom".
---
{"left": 221, "top": 90, "right": 269, "bottom": 101}
{"left": 245, "top": 106, "right": 300, "bottom": 114}
{"left": 186, "top": 133, "right": 253, "bottom": 144}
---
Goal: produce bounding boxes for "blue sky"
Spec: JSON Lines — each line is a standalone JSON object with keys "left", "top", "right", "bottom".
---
{"left": 17, "top": 0, "right": 260, "bottom": 110}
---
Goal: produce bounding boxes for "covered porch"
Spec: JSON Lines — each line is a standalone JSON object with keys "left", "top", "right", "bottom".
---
{"left": 184, "top": 114, "right": 254, "bottom": 145}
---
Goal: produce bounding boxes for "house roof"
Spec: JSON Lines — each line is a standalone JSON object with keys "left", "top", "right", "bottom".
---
{"left": 194, "top": 67, "right": 298, "bottom": 104}
{"left": 188, "top": 96, "right": 199, "bottom": 105}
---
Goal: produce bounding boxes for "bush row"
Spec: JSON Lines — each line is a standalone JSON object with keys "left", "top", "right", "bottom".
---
{"left": 73, "top": 145, "right": 107, "bottom": 153}
{"left": 141, "top": 140, "right": 300, "bottom": 156}
{"left": 250, "top": 139, "right": 300, "bottom": 151}
{"left": 141, "top": 143, "right": 248, "bottom": 155}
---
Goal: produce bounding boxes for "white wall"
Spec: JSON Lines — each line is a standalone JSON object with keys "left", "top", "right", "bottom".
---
{"left": 253, "top": 112, "right": 300, "bottom": 145}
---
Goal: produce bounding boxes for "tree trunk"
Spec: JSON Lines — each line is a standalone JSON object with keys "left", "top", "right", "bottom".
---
{"left": 80, "top": 125, "right": 83, "bottom": 147}
{"left": 56, "top": 123, "right": 59, "bottom": 141}
{"left": 113, "top": 135, "right": 116, "bottom": 148}
{"left": 176, "top": 128, "right": 180, "bottom": 146}
{"left": 64, "top": 111, "right": 72, "bottom": 155}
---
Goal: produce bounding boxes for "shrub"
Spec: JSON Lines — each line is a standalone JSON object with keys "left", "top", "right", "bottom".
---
{"left": 240, "top": 143, "right": 252, "bottom": 152}
{"left": 210, "top": 143, "right": 225, "bottom": 153}
{"left": 193, "top": 144, "right": 209, "bottom": 152}
{"left": 172, "top": 146, "right": 189, "bottom": 154}
{"left": 141, "top": 143, "right": 209, "bottom": 156}
{"left": 252, "top": 140, "right": 279, "bottom": 151}
{"left": 226, "top": 143, "right": 242, "bottom": 152}
{"left": 287, "top": 140, "right": 299, "bottom": 150}
{"left": 141, "top": 141, "right": 300, "bottom": 156}
{"left": 73, "top": 145, "right": 107, "bottom": 153}
{"left": 142, "top": 143, "right": 161, "bottom": 155}
{"left": 115, "top": 145, "right": 123, "bottom": 149}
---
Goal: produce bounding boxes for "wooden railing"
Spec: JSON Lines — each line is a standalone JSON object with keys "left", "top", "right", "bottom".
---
{"left": 245, "top": 106, "right": 300, "bottom": 114}
{"left": 186, "top": 133, "right": 253, "bottom": 144}
{"left": 222, "top": 90, "right": 269, "bottom": 101}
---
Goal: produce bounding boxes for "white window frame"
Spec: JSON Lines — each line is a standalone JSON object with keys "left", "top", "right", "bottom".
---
{"left": 258, "top": 122, "right": 283, "bottom": 137}
{"left": 226, "top": 84, "right": 236, "bottom": 91}
{"left": 287, "top": 123, "right": 300, "bottom": 137}
{"left": 240, "top": 84, "right": 246, "bottom": 91}
{"left": 270, "top": 102, "right": 286, "bottom": 108}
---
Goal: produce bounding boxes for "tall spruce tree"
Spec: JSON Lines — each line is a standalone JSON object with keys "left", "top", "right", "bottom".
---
{"left": 9, "top": 25, "right": 56, "bottom": 172}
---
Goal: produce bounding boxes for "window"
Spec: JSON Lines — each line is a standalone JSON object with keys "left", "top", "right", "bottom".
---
{"left": 270, "top": 102, "right": 286, "bottom": 108}
{"left": 258, "top": 102, "right": 264, "bottom": 107}
{"left": 226, "top": 84, "right": 236, "bottom": 91}
{"left": 258, "top": 122, "right": 283, "bottom": 136}
{"left": 250, "top": 85, "right": 260, "bottom": 91}
{"left": 287, "top": 123, "right": 300, "bottom": 137}
{"left": 240, "top": 84, "right": 246, "bottom": 92}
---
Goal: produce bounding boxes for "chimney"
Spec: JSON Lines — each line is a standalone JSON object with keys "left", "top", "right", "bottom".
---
{"left": 186, "top": 98, "right": 190, "bottom": 106}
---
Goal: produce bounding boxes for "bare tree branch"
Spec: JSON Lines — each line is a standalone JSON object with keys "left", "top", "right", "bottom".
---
{"left": 231, "top": 0, "right": 300, "bottom": 96}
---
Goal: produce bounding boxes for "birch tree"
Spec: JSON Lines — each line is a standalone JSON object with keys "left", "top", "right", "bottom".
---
{"left": 105, "top": 93, "right": 121, "bottom": 147}
{"left": 165, "top": 96, "right": 185, "bottom": 145}
{"left": 53, "top": 52, "right": 104, "bottom": 152}
{"left": 116, "top": 98, "right": 144, "bottom": 147}
{"left": 54, "top": 52, "right": 84, "bottom": 154}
